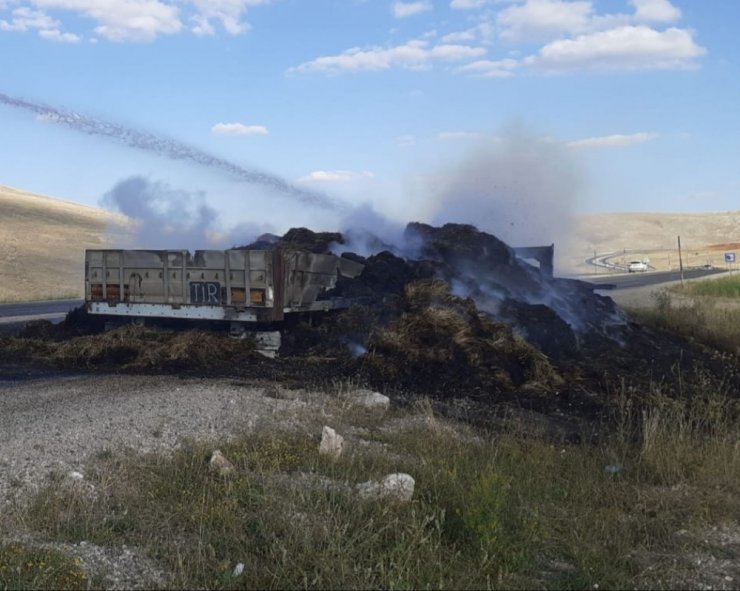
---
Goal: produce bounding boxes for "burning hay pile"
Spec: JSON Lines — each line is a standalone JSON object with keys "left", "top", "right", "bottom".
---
{"left": 273, "top": 222, "right": 627, "bottom": 396}
{"left": 3, "top": 221, "right": 737, "bottom": 417}
{"left": 361, "top": 279, "right": 563, "bottom": 397}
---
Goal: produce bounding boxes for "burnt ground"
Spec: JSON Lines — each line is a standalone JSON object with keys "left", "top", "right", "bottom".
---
{"left": 2, "top": 223, "right": 739, "bottom": 439}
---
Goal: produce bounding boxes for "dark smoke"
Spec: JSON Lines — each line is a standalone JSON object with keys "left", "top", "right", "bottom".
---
{"left": 0, "top": 92, "right": 343, "bottom": 211}
{"left": 432, "top": 125, "right": 582, "bottom": 251}
{"left": 103, "top": 176, "right": 271, "bottom": 249}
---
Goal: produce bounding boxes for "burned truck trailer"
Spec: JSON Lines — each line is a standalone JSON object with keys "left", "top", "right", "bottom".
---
{"left": 85, "top": 248, "right": 364, "bottom": 330}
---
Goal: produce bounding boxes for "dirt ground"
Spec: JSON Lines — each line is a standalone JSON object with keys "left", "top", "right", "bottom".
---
{"left": 564, "top": 211, "right": 740, "bottom": 274}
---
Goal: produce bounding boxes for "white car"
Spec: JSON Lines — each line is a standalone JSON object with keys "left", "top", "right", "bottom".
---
{"left": 628, "top": 261, "right": 648, "bottom": 273}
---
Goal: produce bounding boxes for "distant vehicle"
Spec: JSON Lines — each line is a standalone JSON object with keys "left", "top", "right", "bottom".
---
{"left": 628, "top": 261, "right": 648, "bottom": 273}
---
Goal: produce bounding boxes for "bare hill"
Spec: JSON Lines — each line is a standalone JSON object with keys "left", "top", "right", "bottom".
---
{"left": 564, "top": 211, "right": 740, "bottom": 274}
{"left": 0, "top": 185, "right": 127, "bottom": 301}
{"left": 2, "top": 183, "right": 740, "bottom": 300}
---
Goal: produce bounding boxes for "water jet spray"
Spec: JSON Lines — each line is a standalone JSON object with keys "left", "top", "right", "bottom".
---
{"left": 0, "top": 92, "right": 345, "bottom": 212}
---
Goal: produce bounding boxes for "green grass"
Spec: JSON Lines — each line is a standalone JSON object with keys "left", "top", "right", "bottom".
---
{"left": 0, "top": 543, "right": 89, "bottom": 590}
{"left": 11, "top": 382, "right": 740, "bottom": 590}
{"left": 673, "top": 273, "right": 740, "bottom": 299}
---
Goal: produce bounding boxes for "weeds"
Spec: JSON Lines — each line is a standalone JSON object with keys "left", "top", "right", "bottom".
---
{"left": 12, "top": 378, "right": 740, "bottom": 590}
{"left": 675, "top": 274, "right": 740, "bottom": 299}
{"left": 632, "top": 290, "right": 740, "bottom": 356}
{"left": 0, "top": 543, "right": 88, "bottom": 590}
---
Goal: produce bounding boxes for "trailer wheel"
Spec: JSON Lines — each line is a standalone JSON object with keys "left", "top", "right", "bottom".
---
{"left": 131, "top": 317, "right": 146, "bottom": 327}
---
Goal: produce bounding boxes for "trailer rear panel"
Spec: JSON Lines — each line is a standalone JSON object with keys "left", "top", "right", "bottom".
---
{"left": 85, "top": 248, "right": 364, "bottom": 324}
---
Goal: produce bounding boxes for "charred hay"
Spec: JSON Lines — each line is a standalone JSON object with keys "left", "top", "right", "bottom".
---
{"left": 0, "top": 325, "right": 258, "bottom": 373}
{"left": 2, "top": 222, "right": 740, "bottom": 424}
{"left": 361, "top": 280, "right": 562, "bottom": 398}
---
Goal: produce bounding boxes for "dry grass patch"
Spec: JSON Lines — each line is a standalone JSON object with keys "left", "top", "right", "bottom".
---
{"left": 0, "top": 185, "right": 129, "bottom": 301}
{"left": 0, "top": 325, "right": 257, "bottom": 372}
{"left": 629, "top": 290, "right": 740, "bottom": 356}
{"left": 9, "top": 377, "right": 740, "bottom": 590}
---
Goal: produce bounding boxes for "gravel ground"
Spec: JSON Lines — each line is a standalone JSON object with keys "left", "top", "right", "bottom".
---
{"left": 0, "top": 373, "right": 310, "bottom": 505}
{"left": 0, "top": 372, "right": 315, "bottom": 588}
{"left": 2, "top": 371, "right": 738, "bottom": 590}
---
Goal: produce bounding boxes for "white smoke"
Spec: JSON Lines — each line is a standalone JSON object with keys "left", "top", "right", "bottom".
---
{"left": 102, "top": 176, "right": 272, "bottom": 250}
{"left": 328, "top": 203, "right": 407, "bottom": 257}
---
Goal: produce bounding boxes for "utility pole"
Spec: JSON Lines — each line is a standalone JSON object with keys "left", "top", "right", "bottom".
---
{"left": 677, "top": 235, "right": 684, "bottom": 288}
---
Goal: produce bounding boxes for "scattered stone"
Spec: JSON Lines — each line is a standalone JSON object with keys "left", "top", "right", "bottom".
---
{"left": 209, "top": 450, "right": 235, "bottom": 477}
{"left": 319, "top": 426, "right": 344, "bottom": 461}
{"left": 67, "top": 470, "right": 84, "bottom": 481}
{"left": 356, "top": 473, "right": 415, "bottom": 502}
{"left": 351, "top": 389, "right": 391, "bottom": 411}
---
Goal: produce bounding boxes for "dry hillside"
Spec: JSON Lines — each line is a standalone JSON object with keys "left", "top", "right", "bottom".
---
{"left": 2, "top": 183, "right": 740, "bottom": 299}
{"left": 0, "top": 185, "right": 127, "bottom": 301}
{"left": 563, "top": 211, "right": 740, "bottom": 274}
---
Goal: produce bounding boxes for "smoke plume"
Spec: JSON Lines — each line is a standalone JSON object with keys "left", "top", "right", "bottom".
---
{"left": 0, "top": 92, "right": 343, "bottom": 211}
{"left": 431, "top": 125, "right": 582, "bottom": 249}
{"left": 103, "top": 176, "right": 271, "bottom": 249}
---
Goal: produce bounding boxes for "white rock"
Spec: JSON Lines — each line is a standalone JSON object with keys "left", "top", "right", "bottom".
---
{"left": 319, "top": 426, "right": 344, "bottom": 461}
{"left": 349, "top": 389, "right": 391, "bottom": 410}
{"left": 209, "top": 450, "right": 235, "bottom": 477}
{"left": 356, "top": 473, "right": 415, "bottom": 502}
{"left": 67, "top": 470, "right": 84, "bottom": 481}
{"left": 361, "top": 391, "right": 391, "bottom": 410}
{"left": 380, "top": 473, "right": 415, "bottom": 501}
{"left": 233, "top": 563, "right": 245, "bottom": 577}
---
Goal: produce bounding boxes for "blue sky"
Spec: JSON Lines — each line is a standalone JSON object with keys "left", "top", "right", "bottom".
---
{"left": 0, "top": 0, "right": 738, "bottom": 245}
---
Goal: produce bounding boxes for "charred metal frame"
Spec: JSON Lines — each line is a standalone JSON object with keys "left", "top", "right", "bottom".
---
{"left": 513, "top": 244, "right": 554, "bottom": 278}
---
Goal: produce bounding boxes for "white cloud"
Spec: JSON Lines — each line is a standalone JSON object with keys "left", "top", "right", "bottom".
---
{"left": 190, "top": 0, "right": 267, "bottom": 36}
{"left": 39, "top": 27, "right": 80, "bottom": 41}
{"left": 526, "top": 26, "right": 706, "bottom": 72}
{"left": 457, "top": 58, "right": 519, "bottom": 77}
{"left": 1, "top": 0, "right": 269, "bottom": 41}
{"left": 0, "top": 6, "right": 59, "bottom": 31}
{"left": 291, "top": 39, "right": 485, "bottom": 74}
{"left": 439, "top": 131, "right": 481, "bottom": 140}
{"left": 431, "top": 43, "right": 486, "bottom": 60}
{"left": 496, "top": 0, "right": 594, "bottom": 42}
{"left": 29, "top": 0, "right": 182, "bottom": 41}
{"left": 392, "top": 1, "right": 432, "bottom": 19}
{"left": 566, "top": 132, "right": 658, "bottom": 149}
{"left": 631, "top": 0, "right": 681, "bottom": 23}
{"left": 211, "top": 122, "right": 268, "bottom": 136}
{"left": 296, "top": 170, "right": 374, "bottom": 184}
{"left": 494, "top": 0, "right": 682, "bottom": 42}
{"left": 441, "top": 28, "right": 476, "bottom": 43}
{"left": 441, "top": 21, "right": 496, "bottom": 45}
{"left": 0, "top": 6, "right": 81, "bottom": 41}
{"left": 450, "top": 0, "right": 489, "bottom": 9}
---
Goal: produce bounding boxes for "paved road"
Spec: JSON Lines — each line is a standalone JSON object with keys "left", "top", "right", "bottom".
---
{"left": 579, "top": 268, "right": 726, "bottom": 290}
{"left": 0, "top": 298, "right": 83, "bottom": 326}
